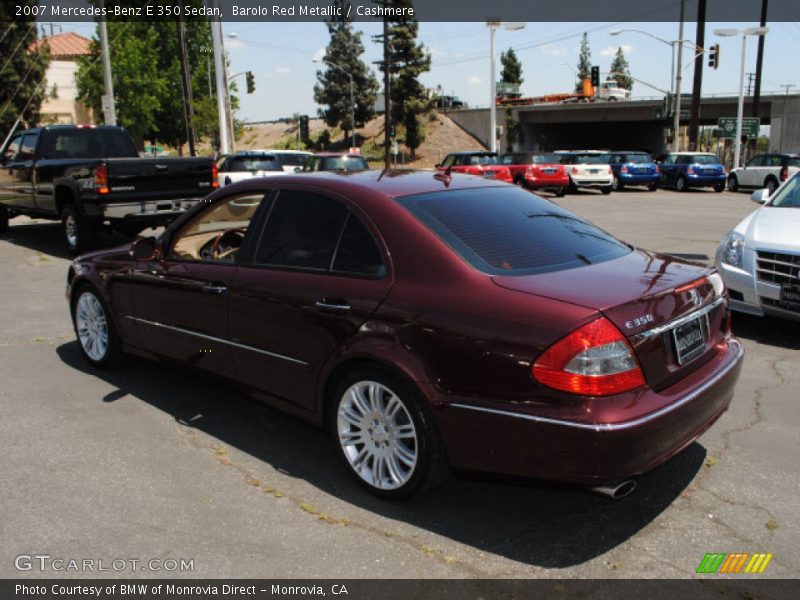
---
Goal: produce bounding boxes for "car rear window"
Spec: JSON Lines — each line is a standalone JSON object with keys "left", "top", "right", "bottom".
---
{"left": 397, "top": 187, "right": 630, "bottom": 276}
{"left": 273, "top": 153, "right": 308, "bottom": 167}
{"left": 626, "top": 153, "right": 652, "bottom": 163}
{"left": 40, "top": 128, "right": 138, "bottom": 159}
{"left": 691, "top": 154, "right": 721, "bottom": 165}
{"left": 228, "top": 156, "right": 282, "bottom": 172}
{"left": 787, "top": 157, "right": 800, "bottom": 167}
{"left": 321, "top": 156, "right": 369, "bottom": 171}
{"left": 531, "top": 154, "right": 560, "bottom": 164}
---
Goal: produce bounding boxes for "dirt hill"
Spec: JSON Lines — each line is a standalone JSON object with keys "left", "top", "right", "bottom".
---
{"left": 231, "top": 111, "right": 486, "bottom": 168}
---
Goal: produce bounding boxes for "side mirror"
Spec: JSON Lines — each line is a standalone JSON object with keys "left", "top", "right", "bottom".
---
{"left": 129, "top": 236, "right": 159, "bottom": 260}
{"left": 751, "top": 189, "right": 770, "bottom": 204}
{"left": 293, "top": 167, "right": 302, "bottom": 173}
{"left": 434, "top": 163, "right": 441, "bottom": 168}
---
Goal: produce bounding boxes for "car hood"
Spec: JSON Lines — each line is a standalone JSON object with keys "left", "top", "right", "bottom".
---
{"left": 746, "top": 207, "right": 800, "bottom": 252}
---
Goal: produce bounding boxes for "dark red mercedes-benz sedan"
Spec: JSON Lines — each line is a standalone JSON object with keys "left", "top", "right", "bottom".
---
{"left": 66, "top": 170, "right": 743, "bottom": 498}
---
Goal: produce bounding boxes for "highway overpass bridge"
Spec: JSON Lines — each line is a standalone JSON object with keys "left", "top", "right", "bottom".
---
{"left": 447, "top": 94, "right": 800, "bottom": 156}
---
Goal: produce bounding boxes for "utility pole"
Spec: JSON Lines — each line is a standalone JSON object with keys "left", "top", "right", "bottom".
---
{"left": 753, "top": 0, "right": 768, "bottom": 117}
{"left": 177, "top": 9, "right": 197, "bottom": 156}
{"left": 209, "top": 0, "right": 229, "bottom": 154}
{"left": 672, "top": 0, "right": 685, "bottom": 152}
{"left": 688, "top": 0, "right": 706, "bottom": 151}
{"left": 745, "top": 72, "right": 756, "bottom": 96}
{"left": 98, "top": 1, "right": 116, "bottom": 125}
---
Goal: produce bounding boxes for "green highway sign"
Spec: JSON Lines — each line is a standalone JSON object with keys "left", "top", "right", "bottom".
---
{"left": 718, "top": 117, "right": 760, "bottom": 138}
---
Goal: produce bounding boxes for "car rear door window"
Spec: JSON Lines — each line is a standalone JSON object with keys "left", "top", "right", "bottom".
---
{"left": 331, "top": 214, "right": 385, "bottom": 277}
{"left": 254, "top": 190, "right": 348, "bottom": 270}
{"left": 397, "top": 186, "right": 630, "bottom": 276}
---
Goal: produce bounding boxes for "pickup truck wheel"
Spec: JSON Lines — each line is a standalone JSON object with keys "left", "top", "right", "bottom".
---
{"left": 0, "top": 205, "right": 9, "bottom": 233}
{"left": 71, "top": 285, "right": 122, "bottom": 369}
{"left": 61, "top": 204, "right": 96, "bottom": 255}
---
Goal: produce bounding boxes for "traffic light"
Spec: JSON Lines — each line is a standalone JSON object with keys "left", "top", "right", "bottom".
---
{"left": 590, "top": 66, "right": 600, "bottom": 87}
{"left": 707, "top": 44, "right": 720, "bottom": 69}
{"left": 245, "top": 71, "right": 255, "bottom": 94}
{"left": 299, "top": 115, "right": 309, "bottom": 141}
{"left": 389, "top": 124, "right": 396, "bottom": 139}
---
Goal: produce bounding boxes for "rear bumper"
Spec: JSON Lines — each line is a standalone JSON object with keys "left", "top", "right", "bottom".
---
{"left": 618, "top": 173, "right": 659, "bottom": 184}
{"left": 524, "top": 176, "right": 569, "bottom": 189}
{"left": 686, "top": 174, "right": 727, "bottom": 187}
{"left": 571, "top": 176, "right": 614, "bottom": 188}
{"left": 101, "top": 199, "right": 201, "bottom": 223}
{"left": 434, "top": 337, "right": 743, "bottom": 485}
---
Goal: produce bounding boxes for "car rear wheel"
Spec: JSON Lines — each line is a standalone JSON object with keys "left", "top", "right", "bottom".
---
{"left": 71, "top": 286, "right": 122, "bottom": 369}
{"left": 0, "top": 205, "right": 9, "bottom": 233}
{"left": 331, "top": 369, "right": 447, "bottom": 498}
{"left": 555, "top": 187, "right": 567, "bottom": 197}
{"left": 62, "top": 204, "right": 97, "bottom": 255}
{"left": 611, "top": 177, "right": 623, "bottom": 191}
{"left": 647, "top": 181, "right": 658, "bottom": 191}
{"left": 765, "top": 176, "right": 778, "bottom": 195}
{"left": 601, "top": 185, "right": 613, "bottom": 195}
{"left": 727, "top": 175, "right": 739, "bottom": 192}
{"left": 676, "top": 175, "right": 688, "bottom": 192}
{"left": 714, "top": 183, "right": 725, "bottom": 192}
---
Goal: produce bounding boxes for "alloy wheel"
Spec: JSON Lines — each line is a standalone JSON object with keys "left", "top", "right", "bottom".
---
{"left": 337, "top": 381, "right": 418, "bottom": 491}
{"left": 75, "top": 292, "right": 109, "bottom": 361}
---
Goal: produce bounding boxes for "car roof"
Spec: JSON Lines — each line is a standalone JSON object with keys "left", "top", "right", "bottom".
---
{"left": 264, "top": 149, "right": 312, "bottom": 154}
{"left": 667, "top": 152, "right": 718, "bottom": 155}
{"left": 224, "top": 151, "right": 277, "bottom": 157}
{"left": 218, "top": 169, "right": 508, "bottom": 200}
{"left": 446, "top": 151, "right": 498, "bottom": 156}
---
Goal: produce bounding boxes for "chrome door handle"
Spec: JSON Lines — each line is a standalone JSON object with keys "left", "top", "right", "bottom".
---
{"left": 202, "top": 283, "right": 228, "bottom": 295}
{"left": 314, "top": 300, "right": 350, "bottom": 312}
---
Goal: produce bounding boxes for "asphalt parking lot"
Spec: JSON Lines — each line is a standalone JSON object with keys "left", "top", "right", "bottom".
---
{"left": 1, "top": 187, "right": 798, "bottom": 579}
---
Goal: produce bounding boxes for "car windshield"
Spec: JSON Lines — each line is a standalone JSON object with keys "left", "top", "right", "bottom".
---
{"left": 228, "top": 156, "right": 282, "bottom": 172}
{"left": 273, "top": 153, "right": 308, "bottom": 167}
{"left": 627, "top": 153, "right": 652, "bottom": 164}
{"left": 397, "top": 186, "right": 630, "bottom": 276}
{"left": 321, "top": 156, "right": 369, "bottom": 171}
{"left": 768, "top": 174, "right": 800, "bottom": 208}
{"left": 691, "top": 155, "right": 721, "bottom": 165}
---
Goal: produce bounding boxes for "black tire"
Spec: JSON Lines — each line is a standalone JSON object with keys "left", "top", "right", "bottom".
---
{"left": 61, "top": 204, "right": 97, "bottom": 255}
{"left": 329, "top": 368, "right": 448, "bottom": 499}
{"left": 647, "top": 181, "right": 658, "bottom": 192}
{"left": 765, "top": 177, "right": 779, "bottom": 195}
{"left": 727, "top": 175, "right": 739, "bottom": 192}
{"left": 70, "top": 284, "right": 123, "bottom": 369}
{"left": 0, "top": 205, "right": 9, "bottom": 233}
{"left": 714, "top": 183, "right": 725, "bottom": 193}
{"left": 555, "top": 187, "right": 567, "bottom": 198}
{"left": 601, "top": 185, "right": 613, "bottom": 195}
{"left": 611, "top": 177, "right": 623, "bottom": 191}
{"left": 676, "top": 175, "right": 688, "bottom": 192}
{"left": 567, "top": 178, "right": 577, "bottom": 194}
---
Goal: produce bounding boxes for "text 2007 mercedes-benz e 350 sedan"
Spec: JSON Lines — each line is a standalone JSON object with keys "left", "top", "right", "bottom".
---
{"left": 67, "top": 170, "right": 743, "bottom": 498}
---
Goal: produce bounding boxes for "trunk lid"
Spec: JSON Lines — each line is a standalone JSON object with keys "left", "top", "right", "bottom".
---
{"left": 492, "top": 249, "right": 728, "bottom": 391}
{"left": 104, "top": 157, "right": 214, "bottom": 200}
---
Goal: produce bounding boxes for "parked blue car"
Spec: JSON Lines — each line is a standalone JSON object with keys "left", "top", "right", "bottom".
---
{"left": 655, "top": 152, "right": 727, "bottom": 192}
{"left": 603, "top": 151, "right": 659, "bottom": 191}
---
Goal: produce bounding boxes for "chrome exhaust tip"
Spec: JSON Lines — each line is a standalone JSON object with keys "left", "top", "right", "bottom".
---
{"left": 589, "top": 479, "right": 637, "bottom": 500}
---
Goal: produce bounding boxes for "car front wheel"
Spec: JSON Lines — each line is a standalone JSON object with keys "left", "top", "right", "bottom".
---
{"left": 331, "top": 370, "right": 447, "bottom": 498}
{"left": 71, "top": 286, "right": 122, "bottom": 368}
{"left": 0, "top": 205, "right": 9, "bottom": 233}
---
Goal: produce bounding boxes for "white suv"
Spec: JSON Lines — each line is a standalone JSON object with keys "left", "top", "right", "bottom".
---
{"left": 728, "top": 153, "right": 800, "bottom": 195}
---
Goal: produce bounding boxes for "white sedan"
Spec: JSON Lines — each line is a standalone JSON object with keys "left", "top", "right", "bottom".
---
{"left": 716, "top": 172, "right": 800, "bottom": 321}
{"left": 217, "top": 152, "right": 285, "bottom": 186}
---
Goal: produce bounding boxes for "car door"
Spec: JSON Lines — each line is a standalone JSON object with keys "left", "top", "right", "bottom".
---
{"left": 656, "top": 154, "right": 673, "bottom": 185}
{"left": 125, "top": 190, "right": 268, "bottom": 378}
{"left": 0, "top": 133, "right": 37, "bottom": 210}
{"left": 227, "top": 188, "right": 393, "bottom": 412}
{"left": 740, "top": 155, "right": 762, "bottom": 187}
{"left": 0, "top": 134, "right": 23, "bottom": 208}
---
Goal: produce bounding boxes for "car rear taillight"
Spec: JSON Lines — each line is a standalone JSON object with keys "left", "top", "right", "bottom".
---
{"left": 780, "top": 166, "right": 788, "bottom": 181}
{"left": 655, "top": 165, "right": 661, "bottom": 173}
{"left": 675, "top": 276, "right": 708, "bottom": 294}
{"left": 211, "top": 162, "right": 219, "bottom": 188}
{"left": 525, "top": 166, "right": 534, "bottom": 178}
{"left": 533, "top": 316, "right": 646, "bottom": 396}
{"left": 572, "top": 166, "right": 579, "bottom": 174}
{"left": 620, "top": 165, "right": 628, "bottom": 173}
{"left": 94, "top": 164, "right": 109, "bottom": 195}
{"left": 687, "top": 166, "right": 695, "bottom": 175}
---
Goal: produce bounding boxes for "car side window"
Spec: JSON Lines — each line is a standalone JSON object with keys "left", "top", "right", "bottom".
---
{"left": 3, "top": 135, "right": 22, "bottom": 162}
{"left": 332, "top": 213, "right": 385, "bottom": 277}
{"left": 170, "top": 192, "right": 266, "bottom": 262}
{"left": 254, "top": 190, "right": 348, "bottom": 270}
{"left": 767, "top": 156, "right": 782, "bottom": 167}
{"left": 746, "top": 156, "right": 764, "bottom": 167}
{"left": 19, "top": 134, "right": 39, "bottom": 160}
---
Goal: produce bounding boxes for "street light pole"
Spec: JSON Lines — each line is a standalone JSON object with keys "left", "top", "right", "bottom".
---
{"left": 98, "top": 1, "right": 117, "bottom": 125}
{"left": 210, "top": 3, "right": 229, "bottom": 155}
{"left": 487, "top": 21, "right": 525, "bottom": 153}
{"left": 672, "top": 0, "right": 685, "bottom": 152}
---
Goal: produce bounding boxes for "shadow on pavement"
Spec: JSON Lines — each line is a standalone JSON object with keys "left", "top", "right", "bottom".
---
{"left": 56, "top": 341, "right": 705, "bottom": 569}
{"left": 731, "top": 312, "right": 800, "bottom": 350}
{"left": 1, "top": 220, "right": 136, "bottom": 259}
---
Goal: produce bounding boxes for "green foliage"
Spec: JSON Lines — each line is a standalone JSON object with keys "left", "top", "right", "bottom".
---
{"left": 384, "top": 0, "right": 432, "bottom": 158}
{"left": 609, "top": 47, "right": 633, "bottom": 92}
{"left": 0, "top": 2, "right": 50, "bottom": 134}
{"left": 76, "top": 3, "right": 218, "bottom": 150}
{"left": 575, "top": 32, "right": 591, "bottom": 93}
{"left": 505, "top": 107, "right": 520, "bottom": 152}
{"left": 500, "top": 48, "right": 523, "bottom": 86}
{"left": 314, "top": 1, "right": 379, "bottom": 144}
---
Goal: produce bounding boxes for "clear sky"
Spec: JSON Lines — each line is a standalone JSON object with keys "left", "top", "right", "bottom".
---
{"left": 60, "top": 19, "right": 800, "bottom": 122}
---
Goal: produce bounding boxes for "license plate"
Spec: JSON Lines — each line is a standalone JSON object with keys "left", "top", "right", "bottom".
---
{"left": 543, "top": 168, "right": 556, "bottom": 174}
{"left": 780, "top": 284, "right": 800, "bottom": 304}
{"left": 672, "top": 316, "right": 706, "bottom": 365}
{"left": 484, "top": 171, "right": 495, "bottom": 178}
{"left": 589, "top": 169, "right": 599, "bottom": 174}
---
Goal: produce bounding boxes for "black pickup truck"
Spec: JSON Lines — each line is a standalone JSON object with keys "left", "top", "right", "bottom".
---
{"left": 0, "top": 124, "right": 217, "bottom": 253}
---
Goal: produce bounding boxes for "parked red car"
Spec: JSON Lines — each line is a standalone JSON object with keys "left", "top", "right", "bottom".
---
{"left": 436, "top": 151, "right": 513, "bottom": 183}
{"left": 501, "top": 152, "right": 570, "bottom": 196}
{"left": 67, "top": 171, "right": 743, "bottom": 498}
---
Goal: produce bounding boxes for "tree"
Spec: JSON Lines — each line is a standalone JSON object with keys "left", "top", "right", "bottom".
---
{"left": 384, "top": 0, "right": 431, "bottom": 159}
{"left": 76, "top": 2, "right": 218, "bottom": 151}
{"left": 314, "top": 1, "right": 378, "bottom": 145}
{"left": 0, "top": 2, "right": 49, "bottom": 135}
{"left": 609, "top": 46, "right": 633, "bottom": 92}
{"left": 500, "top": 48, "right": 523, "bottom": 87}
{"left": 575, "top": 32, "right": 591, "bottom": 93}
